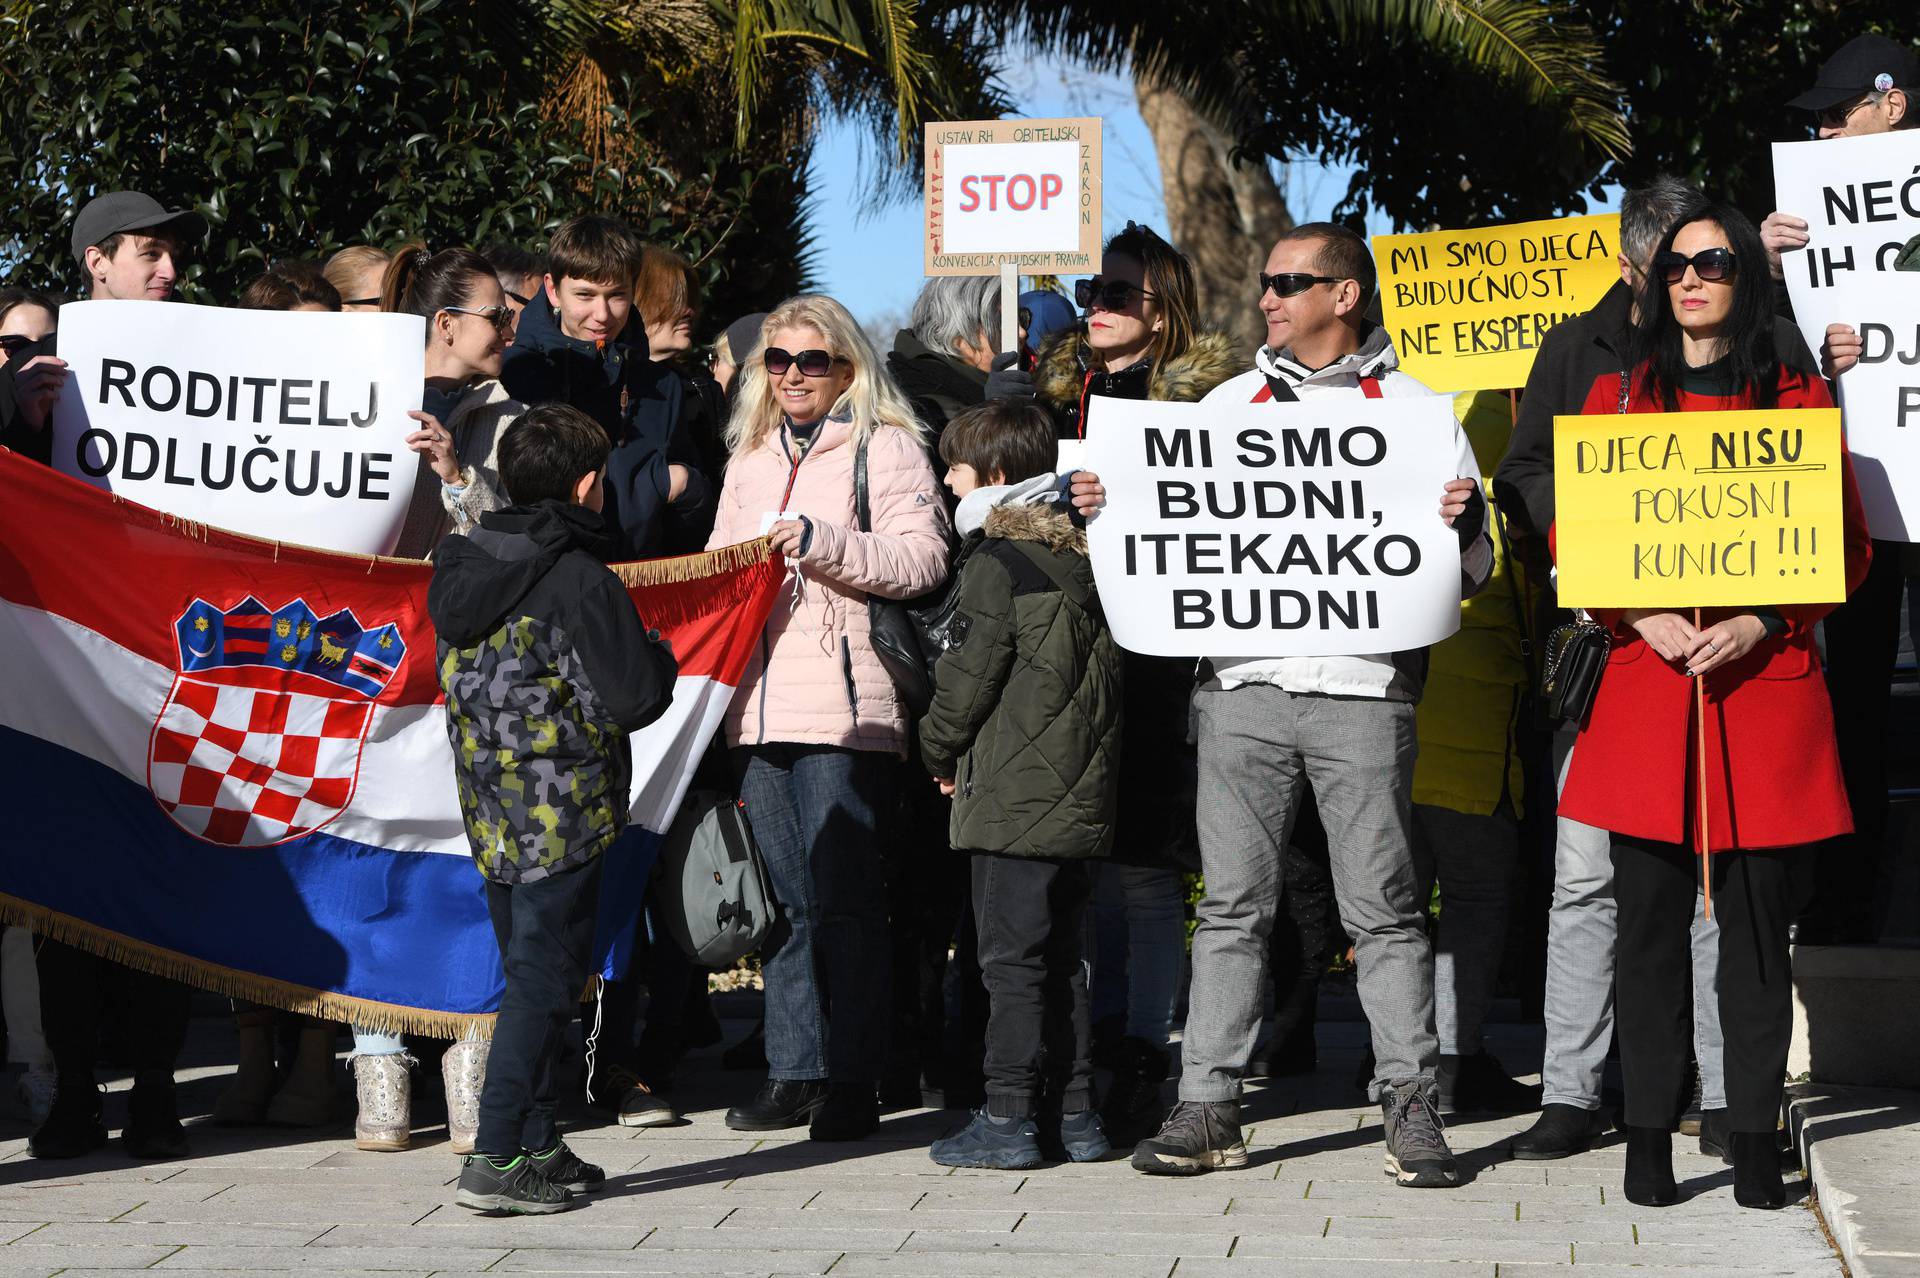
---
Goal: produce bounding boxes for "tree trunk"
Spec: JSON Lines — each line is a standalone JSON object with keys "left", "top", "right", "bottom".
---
{"left": 1134, "top": 69, "right": 1292, "bottom": 358}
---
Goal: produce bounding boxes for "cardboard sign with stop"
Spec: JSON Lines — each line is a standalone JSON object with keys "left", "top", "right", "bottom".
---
{"left": 924, "top": 117, "right": 1102, "bottom": 276}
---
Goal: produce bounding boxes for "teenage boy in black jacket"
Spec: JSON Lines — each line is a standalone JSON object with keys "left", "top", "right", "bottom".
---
{"left": 431, "top": 404, "right": 679, "bottom": 1214}
{"left": 500, "top": 215, "right": 713, "bottom": 558}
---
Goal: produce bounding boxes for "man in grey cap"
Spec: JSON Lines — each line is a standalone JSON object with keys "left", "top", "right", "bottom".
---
{"left": 1, "top": 190, "right": 206, "bottom": 460}
{"left": 1760, "top": 33, "right": 1920, "bottom": 946}
{"left": 9, "top": 189, "right": 209, "bottom": 1164}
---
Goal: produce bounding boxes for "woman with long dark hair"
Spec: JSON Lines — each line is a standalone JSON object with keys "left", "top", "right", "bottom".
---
{"left": 1032, "top": 223, "right": 1239, "bottom": 1143}
{"left": 1557, "top": 202, "right": 1870, "bottom": 1210}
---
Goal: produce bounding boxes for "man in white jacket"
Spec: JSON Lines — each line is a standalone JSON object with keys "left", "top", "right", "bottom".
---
{"left": 1072, "top": 223, "right": 1491, "bottom": 1188}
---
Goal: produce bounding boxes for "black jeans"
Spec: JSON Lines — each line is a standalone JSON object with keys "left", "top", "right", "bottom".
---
{"left": 476, "top": 855, "right": 605, "bottom": 1157}
{"left": 1613, "top": 838, "right": 1809, "bottom": 1133}
{"left": 972, "top": 854, "right": 1094, "bottom": 1119}
{"left": 37, "top": 940, "right": 189, "bottom": 1089}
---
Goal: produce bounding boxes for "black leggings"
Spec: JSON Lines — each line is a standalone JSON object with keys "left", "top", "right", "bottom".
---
{"left": 1612, "top": 838, "right": 1811, "bottom": 1133}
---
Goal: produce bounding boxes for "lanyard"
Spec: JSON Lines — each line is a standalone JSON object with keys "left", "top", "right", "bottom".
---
{"left": 778, "top": 422, "right": 816, "bottom": 512}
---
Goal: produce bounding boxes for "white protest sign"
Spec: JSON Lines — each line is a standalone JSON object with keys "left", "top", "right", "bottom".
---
{"left": 1773, "top": 130, "right": 1920, "bottom": 357}
{"left": 1085, "top": 395, "right": 1463, "bottom": 657}
{"left": 924, "top": 117, "right": 1102, "bottom": 276}
{"left": 1818, "top": 275, "right": 1920, "bottom": 539}
{"left": 51, "top": 301, "right": 427, "bottom": 555}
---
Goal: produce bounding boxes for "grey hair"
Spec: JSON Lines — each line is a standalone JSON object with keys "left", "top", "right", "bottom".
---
{"left": 908, "top": 276, "right": 1000, "bottom": 358}
{"left": 1620, "top": 175, "right": 1703, "bottom": 272}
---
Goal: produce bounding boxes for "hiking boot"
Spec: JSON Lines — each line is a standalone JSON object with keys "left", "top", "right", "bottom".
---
{"left": 455, "top": 1154, "right": 576, "bottom": 1215}
{"left": 351, "top": 1052, "right": 414, "bottom": 1152}
{"left": 1058, "top": 1109, "right": 1111, "bottom": 1162}
{"left": 1131, "top": 1100, "right": 1248, "bottom": 1175}
{"left": 930, "top": 1110, "right": 1042, "bottom": 1169}
{"left": 726, "top": 1078, "right": 827, "bottom": 1131}
{"left": 1100, "top": 1036, "right": 1170, "bottom": 1146}
{"left": 1510, "top": 1103, "right": 1613, "bottom": 1161}
{"left": 442, "top": 1040, "right": 487, "bottom": 1155}
{"left": 1697, "top": 1108, "right": 1732, "bottom": 1163}
{"left": 529, "top": 1140, "right": 606, "bottom": 1194}
{"left": 28, "top": 1078, "right": 106, "bottom": 1160}
{"left": 810, "top": 1082, "right": 879, "bottom": 1142}
{"left": 122, "top": 1081, "right": 190, "bottom": 1160}
{"left": 1381, "top": 1081, "right": 1458, "bottom": 1188}
{"left": 1437, "top": 1052, "right": 1540, "bottom": 1116}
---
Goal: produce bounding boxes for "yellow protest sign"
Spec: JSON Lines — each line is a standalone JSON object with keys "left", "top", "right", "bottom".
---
{"left": 1553, "top": 408, "right": 1846, "bottom": 608}
{"left": 1375, "top": 214, "right": 1621, "bottom": 393}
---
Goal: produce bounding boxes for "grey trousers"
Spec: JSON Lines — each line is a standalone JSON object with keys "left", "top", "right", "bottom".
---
{"left": 1543, "top": 732, "right": 1726, "bottom": 1111}
{"left": 1182, "top": 684, "right": 1435, "bottom": 1103}
{"left": 1411, "top": 803, "right": 1519, "bottom": 1057}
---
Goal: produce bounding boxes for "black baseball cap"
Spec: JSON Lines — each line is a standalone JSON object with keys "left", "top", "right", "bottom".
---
{"left": 1788, "top": 34, "right": 1920, "bottom": 113}
{"left": 70, "top": 191, "right": 207, "bottom": 268}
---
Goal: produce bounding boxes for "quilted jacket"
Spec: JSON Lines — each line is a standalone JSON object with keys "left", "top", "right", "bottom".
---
{"left": 429, "top": 500, "right": 679, "bottom": 884}
{"left": 918, "top": 500, "right": 1123, "bottom": 858}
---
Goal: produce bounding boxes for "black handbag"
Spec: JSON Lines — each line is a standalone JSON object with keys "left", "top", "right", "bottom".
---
{"left": 853, "top": 435, "right": 947, "bottom": 716}
{"left": 1541, "top": 618, "right": 1610, "bottom": 727}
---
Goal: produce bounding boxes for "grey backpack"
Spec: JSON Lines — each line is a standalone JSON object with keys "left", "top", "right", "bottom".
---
{"left": 653, "top": 790, "right": 776, "bottom": 968}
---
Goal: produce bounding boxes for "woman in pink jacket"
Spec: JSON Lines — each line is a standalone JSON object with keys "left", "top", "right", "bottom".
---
{"left": 706, "top": 295, "right": 950, "bottom": 1141}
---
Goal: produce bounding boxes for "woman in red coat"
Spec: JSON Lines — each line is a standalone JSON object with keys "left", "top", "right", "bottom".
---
{"left": 1558, "top": 202, "right": 1871, "bottom": 1211}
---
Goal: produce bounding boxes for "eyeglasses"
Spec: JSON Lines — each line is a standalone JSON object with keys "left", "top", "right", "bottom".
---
{"left": 763, "top": 347, "right": 848, "bottom": 378}
{"left": 341, "top": 297, "right": 380, "bottom": 308}
{"left": 1817, "top": 94, "right": 1877, "bottom": 129}
{"left": 1260, "top": 272, "right": 1344, "bottom": 300}
{"left": 505, "top": 289, "right": 531, "bottom": 307}
{"left": 1653, "top": 247, "right": 1737, "bottom": 284}
{"left": 0, "top": 334, "right": 39, "bottom": 358}
{"left": 444, "top": 304, "right": 515, "bottom": 332}
{"left": 1075, "top": 278, "right": 1156, "bottom": 311}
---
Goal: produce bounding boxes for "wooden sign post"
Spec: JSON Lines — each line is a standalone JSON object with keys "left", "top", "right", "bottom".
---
{"left": 923, "top": 116, "right": 1103, "bottom": 354}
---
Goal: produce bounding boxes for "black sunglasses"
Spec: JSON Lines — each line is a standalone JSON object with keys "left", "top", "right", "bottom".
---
{"left": 505, "top": 289, "right": 531, "bottom": 307}
{"left": 0, "top": 334, "right": 38, "bottom": 358}
{"left": 1075, "top": 278, "right": 1156, "bottom": 310}
{"left": 764, "top": 347, "right": 847, "bottom": 378}
{"left": 1261, "top": 272, "right": 1344, "bottom": 299}
{"left": 1654, "top": 247, "right": 1737, "bottom": 284}
{"left": 1817, "top": 94, "right": 1877, "bottom": 129}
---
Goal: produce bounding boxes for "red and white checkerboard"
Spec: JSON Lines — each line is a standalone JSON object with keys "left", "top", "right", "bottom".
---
{"left": 147, "top": 668, "right": 374, "bottom": 846}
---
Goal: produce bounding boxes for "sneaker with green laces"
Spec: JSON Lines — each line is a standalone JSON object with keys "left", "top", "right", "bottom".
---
{"left": 530, "top": 1141, "right": 606, "bottom": 1193}
{"left": 455, "top": 1153, "right": 577, "bottom": 1214}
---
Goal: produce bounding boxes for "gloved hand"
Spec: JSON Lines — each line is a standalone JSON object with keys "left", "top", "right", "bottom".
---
{"left": 983, "top": 350, "right": 1036, "bottom": 402}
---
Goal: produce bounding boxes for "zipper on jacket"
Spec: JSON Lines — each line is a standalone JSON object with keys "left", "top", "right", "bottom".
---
{"left": 840, "top": 635, "right": 860, "bottom": 727}
{"left": 755, "top": 630, "right": 773, "bottom": 745}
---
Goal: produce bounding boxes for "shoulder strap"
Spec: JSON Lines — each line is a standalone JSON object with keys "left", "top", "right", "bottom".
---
{"left": 1005, "top": 539, "right": 1098, "bottom": 613}
{"left": 854, "top": 435, "right": 871, "bottom": 533}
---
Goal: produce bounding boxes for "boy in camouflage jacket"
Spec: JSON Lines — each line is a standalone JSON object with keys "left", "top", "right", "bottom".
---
{"left": 429, "top": 404, "right": 678, "bottom": 1214}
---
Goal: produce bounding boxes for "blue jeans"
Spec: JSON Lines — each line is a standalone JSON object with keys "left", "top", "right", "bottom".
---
{"left": 1090, "top": 862, "right": 1186, "bottom": 1046}
{"left": 734, "top": 744, "right": 893, "bottom": 1083}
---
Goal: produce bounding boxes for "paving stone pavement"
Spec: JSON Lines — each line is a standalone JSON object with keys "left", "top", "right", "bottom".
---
{"left": 0, "top": 1013, "right": 1844, "bottom": 1276}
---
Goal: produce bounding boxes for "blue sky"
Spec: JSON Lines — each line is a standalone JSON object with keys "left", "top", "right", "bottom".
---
{"left": 803, "top": 51, "right": 1394, "bottom": 332}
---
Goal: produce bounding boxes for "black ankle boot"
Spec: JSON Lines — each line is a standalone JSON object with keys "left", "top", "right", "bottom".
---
{"left": 1732, "top": 1131, "right": 1786, "bottom": 1209}
{"left": 1623, "top": 1126, "right": 1677, "bottom": 1207}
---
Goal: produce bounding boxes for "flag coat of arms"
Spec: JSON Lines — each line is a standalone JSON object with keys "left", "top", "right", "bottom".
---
{"left": 0, "top": 452, "right": 780, "bottom": 1033}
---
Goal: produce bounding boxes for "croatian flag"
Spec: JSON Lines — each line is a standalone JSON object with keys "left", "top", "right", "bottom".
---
{"left": 0, "top": 452, "right": 779, "bottom": 1034}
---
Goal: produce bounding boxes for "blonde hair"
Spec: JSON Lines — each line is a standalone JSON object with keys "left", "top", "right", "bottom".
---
{"left": 322, "top": 245, "right": 391, "bottom": 299}
{"left": 724, "top": 295, "right": 927, "bottom": 456}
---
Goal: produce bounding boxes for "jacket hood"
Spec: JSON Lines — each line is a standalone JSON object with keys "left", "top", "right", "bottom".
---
{"left": 888, "top": 330, "right": 987, "bottom": 399}
{"left": 510, "top": 288, "right": 647, "bottom": 362}
{"left": 982, "top": 499, "right": 1086, "bottom": 556}
{"left": 1256, "top": 321, "right": 1400, "bottom": 388}
{"left": 1035, "top": 329, "right": 1242, "bottom": 410}
{"left": 954, "top": 472, "right": 1062, "bottom": 537}
{"left": 428, "top": 500, "right": 613, "bottom": 646}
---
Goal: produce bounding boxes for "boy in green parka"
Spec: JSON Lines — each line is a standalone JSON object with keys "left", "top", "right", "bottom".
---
{"left": 918, "top": 400, "right": 1124, "bottom": 1170}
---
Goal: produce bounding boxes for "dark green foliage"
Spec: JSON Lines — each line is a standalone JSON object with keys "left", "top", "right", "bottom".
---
{"left": 0, "top": 0, "right": 807, "bottom": 319}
